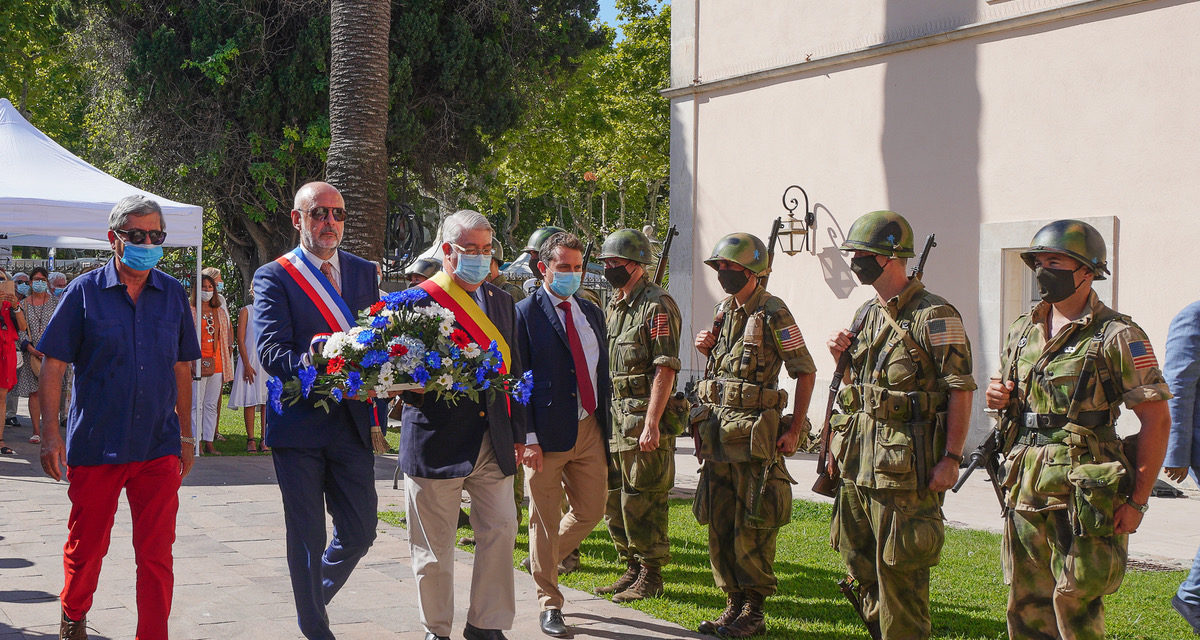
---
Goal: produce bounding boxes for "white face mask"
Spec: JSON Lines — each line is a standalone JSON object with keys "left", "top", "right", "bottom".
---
{"left": 201, "top": 291, "right": 214, "bottom": 302}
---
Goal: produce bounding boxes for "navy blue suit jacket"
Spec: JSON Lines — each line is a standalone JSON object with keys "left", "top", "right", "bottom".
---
{"left": 253, "top": 249, "right": 379, "bottom": 450}
{"left": 399, "top": 281, "right": 527, "bottom": 478}
{"left": 1165, "top": 300, "right": 1200, "bottom": 476}
{"left": 515, "top": 286, "right": 611, "bottom": 454}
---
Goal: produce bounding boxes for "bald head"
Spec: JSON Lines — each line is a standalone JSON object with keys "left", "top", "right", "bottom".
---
{"left": 294, "top": 181, "right": 341, "bottom": 211}
{"left": 291, "top": 181, "right": 346, "bottom": 259}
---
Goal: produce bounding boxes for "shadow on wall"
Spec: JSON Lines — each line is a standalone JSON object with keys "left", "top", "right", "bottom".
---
{"left": 814, "top": 203, "right": 857, "bottom": 299}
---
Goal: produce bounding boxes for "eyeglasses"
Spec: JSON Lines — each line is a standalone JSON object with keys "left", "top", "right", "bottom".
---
{"left": 451, "top": 243, "right": 493, "bottom": 257}
{"left": 114, "top": 228, "right": 168, "bottom": 245}
{"left": 303, "top": 206, "right": 348, "bottom": 222}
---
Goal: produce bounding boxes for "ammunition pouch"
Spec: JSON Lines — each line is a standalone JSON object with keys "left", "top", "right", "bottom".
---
{"left": 612, "top": 373, "right": 654, "bottom": 400}
{"left": 837, "top": 384, "right": 946, "bottom": 422}
{"left": 746, "top": 459, "right": 796, "bottom": 530}
{"left": 695, "top": 378, "right": 788, "bottom": 411}
{"left": 1068, "top": 461, "right": 1127, "bottom": 538}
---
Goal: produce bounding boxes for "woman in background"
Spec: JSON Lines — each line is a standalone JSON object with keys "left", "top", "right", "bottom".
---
{"left": 16, "top": 267, "right": 56, "bottom": 445}
{"left": 228, "top": 290, "right": 268, "bottom": 452}
{"left": 0, "top": 270, "right": 26, "bottom": 454}
{"left": 191, "top": 274, "right": 232, "bottom": 455}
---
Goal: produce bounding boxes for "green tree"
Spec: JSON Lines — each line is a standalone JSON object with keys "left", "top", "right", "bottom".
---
{"left": 0, "top": 1, "right": 88, "bottom": 149}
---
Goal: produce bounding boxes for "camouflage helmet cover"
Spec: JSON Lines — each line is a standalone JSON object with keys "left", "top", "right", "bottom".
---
{"left": 1019, "top": 219, "right": 1109, "bottom": 280}
{"left": 406, "top": 257, "right": 441, "bottom": 279}
{"left": 597, "top": 228, "right": 653, "bottom": 264}
{"left": 703, "top": 232, "right": 770, "bottom": 275}
{"left": 839, "top": 210, "right": 915, "bottom": 258}
{"left": 524, "top": 226, "right": 567, "bottom": 254}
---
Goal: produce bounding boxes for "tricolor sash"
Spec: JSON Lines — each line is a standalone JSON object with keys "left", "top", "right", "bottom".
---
{"left": 275, "top": 247, "right": 355, "bottom": 333}
{"left": 419, "top": 271, "right": 512, "bottom": 373}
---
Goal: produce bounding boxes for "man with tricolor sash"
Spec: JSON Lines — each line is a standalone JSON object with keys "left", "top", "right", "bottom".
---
{"left": 253, "top": 181, "right": 385, "bottom": 640}
{"left": 397, "top": 210, "right": 527, "bottom": 640}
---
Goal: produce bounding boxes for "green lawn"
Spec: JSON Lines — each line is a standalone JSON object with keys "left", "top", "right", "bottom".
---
{"left": 380, "top": 499, "right": 1191, "bottom": 640}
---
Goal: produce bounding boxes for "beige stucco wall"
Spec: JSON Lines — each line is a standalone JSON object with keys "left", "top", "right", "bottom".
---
{"left": 669, "top": 0, "right": 1200, "bottom": 441}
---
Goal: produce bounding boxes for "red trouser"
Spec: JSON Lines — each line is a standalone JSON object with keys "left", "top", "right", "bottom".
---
{"left": 62, "top": 455, "right": 181, "bottom": 640}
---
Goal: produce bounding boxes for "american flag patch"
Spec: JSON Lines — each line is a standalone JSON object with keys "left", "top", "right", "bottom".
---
{"left": 649, "top": 313, "right": 671, "bottom": 339}
{"left": 928, "top": 317, "right": 967, "bottom": 347}
{"left": 1129, "top": 340, "right": 1158, "bottom": 371}
{"left": 776, "top": 324, "right": 805, "bottom": 351}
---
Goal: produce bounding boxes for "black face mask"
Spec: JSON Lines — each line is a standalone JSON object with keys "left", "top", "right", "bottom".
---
{"left": 1035, "top": 265, "right": 1083, "bottom": 303}
{"left": 717, "top": 268, "right": 750, "bottom": 294}
{"left": 604, "top": 264, "right": 632, "bottom": 288}
{"left": 850, "top": 255, "right": 885, "bottom": 285}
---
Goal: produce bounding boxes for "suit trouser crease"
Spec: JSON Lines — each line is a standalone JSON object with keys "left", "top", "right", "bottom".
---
{"left": 273, "top": 422, "right": 377, "bottom": 640}
{"left": 407, "top": 435, "right": 518, "bottom": 635}
{"left": 528, "top": 413, "right": 608, "bottom": 610}
{"left": 62, "top": 455, "right": 181, "bottom": 640}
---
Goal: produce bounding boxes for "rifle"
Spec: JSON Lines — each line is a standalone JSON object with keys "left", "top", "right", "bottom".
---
{"left": 581, "top": 237, "right": 595, "bottom": 281}
{"left": 838, "top": 576, "right": 882, "bottom": 640}
{"left": 759, "top": 217, "right": 783, "bottom": 289}
{"left": 812, "top": 303, "right": 869, "bottom": 497}
{"left": 909, "top": 234, "right": 937, "bottom": 281}
{"left": 906, "top": 234, "right": 937, "bottom": 493}
{"left": 952, "top": 428, "right": 1007, "bottom": 515}
{"left": 653, "top": 225, "right": 679, "bottom": 286}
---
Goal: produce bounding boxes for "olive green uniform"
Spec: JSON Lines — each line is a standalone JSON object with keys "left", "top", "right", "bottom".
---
{"left": 998, "top": 292, "right": 1170, "bottom": 640}
{"left": 604, "top": 274, "right": 683, "bottom": 569}
{"left": 829, "top": 279, "right": 975, "bottom": 639}
{"left": 692, "top": 286, "right": 815, "bottom": 597}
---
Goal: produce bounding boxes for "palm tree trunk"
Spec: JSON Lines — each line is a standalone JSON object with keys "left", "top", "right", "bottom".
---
{"left": 327, "top": 0, "right": 390, "bottom": 261}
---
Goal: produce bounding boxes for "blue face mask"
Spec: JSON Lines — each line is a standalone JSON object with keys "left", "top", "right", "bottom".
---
{"left": 216, "top": 282, "right": 225, "bottom": 292}
{"left": 548, "top": 271, "right": 582, "bottom": 298}
{"left": 31, "top": 280, "right": 48, "bottom": 294}
{"left": 53, "top": 287, "right": 65, "bottom": 296}
{"left": 120, "top": 242, "right": 164, "bottom": 271}
{"left": 15, "top": 283, "right": 29, "bottom": 296}
{"left": 454, "top": 252, "right": 491, "bottom": 285}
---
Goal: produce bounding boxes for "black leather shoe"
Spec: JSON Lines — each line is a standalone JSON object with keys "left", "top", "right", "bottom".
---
{"left": 463, "top": 622, "right": 508, "bottom": 640}
{"left": 539, "top": 609, "right": 569, "bottom": 637}
{"left": 1174, "top": 594, "right": 1200, "bottom": 635}
{"left": 424, "top": 633, "right": 449, "bottom": 640}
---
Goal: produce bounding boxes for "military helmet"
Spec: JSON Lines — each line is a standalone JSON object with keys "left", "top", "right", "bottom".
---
{"left": 597, "top": 228, "right": 653, "bottom": 264}
{"left": 524, "top": 226, "right": 566, "bottom": 254}
{"left": 406, "top": 257, "right": 441, "bottom": 279}
{"left": 491, "top": 240, "right": 505, "bottom": 264}
{"left": 839, "top": 210, "right": 915, "bottom": 258}
{"left": 703, "top": 233, "right": 769, "bottom": 275}
{"left": 1019, "top": 219, "right": 1109, "bottom": 280}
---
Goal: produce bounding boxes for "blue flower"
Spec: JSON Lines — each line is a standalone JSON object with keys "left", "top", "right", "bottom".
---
{"left": 425, "top": 351, "right": 442, "bottom": 370}
{"left": 356, "top": 329, "right": 376, "bottom": 345}
{"left": 370, "top": 315, "right": 389, "bottom": 329}
{"left": 412, "top": 366, "right": 430, "bottom": 386}
{"left": 267, "top": 376, "right": 284, "bottom": 414}
{"left": 298, "top": 365, "right": 318, "bottom": 399}
{"left": 474, "top": 366, "right": 488, "bottom": 385}
{"left": 449, "top": 346, "right": 462, "bottom": 360}
{"left": 346, "top": 371, "right": 363, "bottom": 397}
{"left": 360, "top": 349, "right": 389, "bottom": 368}
{"left": 511, "top": 370, "right": 534, "bottom": 405}
{"left": 488, "top": 340, "right": 501, "bottom": 357}
{"left": 330, "top": 387, "right": 344, "bottom": 402}
{"left": 480, "top": 379, "right": 491, "bottom": 391}
{"left": 452, "top": 382, "right": 467, "bottom": 392}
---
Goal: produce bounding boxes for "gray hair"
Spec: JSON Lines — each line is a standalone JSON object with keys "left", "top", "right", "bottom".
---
{"left": 48, "top": 272, "right": 67, "bottom": 285}
{"left": 109, "top": 195, "right": 165, "bottom": 231}
{"left": 442, "top": 210, "right": 493, "bottom": 245}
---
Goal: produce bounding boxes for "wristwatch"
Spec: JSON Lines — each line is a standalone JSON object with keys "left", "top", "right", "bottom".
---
{"left": 1128, "top": 499, "right": 1149, "bottom": 514}
{"left": 944, "top": 451, "right": 964, "bottom": 464}
{"left": 180, "top": 436, "right": 196, "bottom": 445}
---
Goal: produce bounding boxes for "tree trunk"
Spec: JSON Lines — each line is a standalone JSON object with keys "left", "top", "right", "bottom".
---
{"left": 327, "top": 0, "right": 390, "bottom": 262}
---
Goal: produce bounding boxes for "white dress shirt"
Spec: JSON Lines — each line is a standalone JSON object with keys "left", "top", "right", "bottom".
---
{"left": 526, "top": 286, "right": 601, "bottom": 446}
{"left": 301, "top": 245, "right": 340, "bottom": 292}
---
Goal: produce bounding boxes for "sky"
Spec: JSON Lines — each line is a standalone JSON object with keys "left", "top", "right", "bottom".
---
{"left": 597, "top": 0, "right": 620, "bottom": 26}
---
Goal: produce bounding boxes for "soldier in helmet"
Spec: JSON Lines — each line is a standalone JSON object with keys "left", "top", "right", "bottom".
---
{"left": 985, "top": 219, "right": 1170, "bottom": 639}
{"left": 826, "top": 210, "right": 975, "bottom": 639}
{"left": 524, "top": 226, "right": 567, "bottom": 279}
{"left": 594, "top": 229, "right": 683, "bottom": 603}
{"left": 692, "top": 232, "right": 816, "bottom": 637}
{"left": 488, "top": 241, "right": 527, "bottom": 303}
{"left": 406, "top": 257, "right": 440, "bottom": 288}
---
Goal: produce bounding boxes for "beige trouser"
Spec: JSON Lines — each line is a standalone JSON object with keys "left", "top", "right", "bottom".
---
{"left": 528, "top": 414, "right": 608, "bottom": 610}
{"left": 406, "top": 436, "right": 518, "bottom": 636}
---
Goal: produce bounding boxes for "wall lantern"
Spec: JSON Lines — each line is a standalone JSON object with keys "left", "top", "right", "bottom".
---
{"left": 778, "top": 185, "right": 815, "bottom": 255}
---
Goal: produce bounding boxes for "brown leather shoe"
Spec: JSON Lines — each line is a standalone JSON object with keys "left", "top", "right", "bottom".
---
{"left": 595, "top": 561, "right": 640, "bottom": 595}
{"left": 60, "top": 611, "right": 87, "bottom": 640}
{"left": 612, "top": 565, "right": 663, "bottom": 603}
{"left": 717, "top": 591, "right": 766, "bottom": 637}
{"left": 698, "top": 591, "right": 744, "bottom": 635}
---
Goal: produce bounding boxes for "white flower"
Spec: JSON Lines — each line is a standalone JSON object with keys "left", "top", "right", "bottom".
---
{"left": 463, "top": 344, "right": 481, "bottom": 359}
{"left": 439, "top": 320, "right": 454, "bottom": 337}
{"left": 322, "top": 332, "right": 350, "bottom": 358}
{"left": 437, "top": 373, "right": 454, "bottom": 388}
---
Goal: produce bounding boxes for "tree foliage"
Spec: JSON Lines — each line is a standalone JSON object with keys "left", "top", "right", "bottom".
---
{"left": 0, "top": 1, "right": 88, "bottom": 149}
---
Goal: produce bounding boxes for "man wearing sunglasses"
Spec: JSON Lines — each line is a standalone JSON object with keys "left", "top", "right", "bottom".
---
{"left": 253, "top": 181, "right": 383, "bottom": 640}
{"left": 36, "top": 194, "right": 202, "bottom": 640}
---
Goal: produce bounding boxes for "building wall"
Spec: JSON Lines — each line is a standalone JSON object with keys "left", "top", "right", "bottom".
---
{"left": 669, "top": 0, "right": 1200, "bottom": 441}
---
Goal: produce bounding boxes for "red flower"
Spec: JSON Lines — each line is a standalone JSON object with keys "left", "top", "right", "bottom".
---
{"left": 450, "top": 329, "right": 471, "bottom": 348}
{"left": 369, "top": 301, "right": 386, "bottom": 315}
{"left": 389, "top": 343, "right": 409, "bottom": 357}
{"left": 326, "top": 356, "right": 346, "bottom": 375}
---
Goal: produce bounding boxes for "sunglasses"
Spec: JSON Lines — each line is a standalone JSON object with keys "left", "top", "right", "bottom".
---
{"left": 115, "top": 228, "right": 168, "bottom": 245}
{"left": 303, "top": 206, "right": 348, "bottom": 222}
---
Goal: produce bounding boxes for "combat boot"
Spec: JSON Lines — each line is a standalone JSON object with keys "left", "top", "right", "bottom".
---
{"left": 717, "top": 591, "right": 765, "bottom": 638}
{"left": 595, "top": 561, "right": 640, "bottom": 595}
{"left": 697, "top": 591, "right": 744, "bottom": 635}
{"left": 612, "top": 565, "right": 663, "bottom": 603}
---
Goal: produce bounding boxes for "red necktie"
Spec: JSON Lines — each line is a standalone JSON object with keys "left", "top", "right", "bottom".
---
{"left": 320, "top": 261, "right": 340, "bottom": 296}
{"left": 558, "top": 301, "right": 596, "bottom": 415}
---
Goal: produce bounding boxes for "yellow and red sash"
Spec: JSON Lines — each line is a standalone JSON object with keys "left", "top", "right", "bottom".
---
{"left": 419, "top": 271, "right": 511, "bottom": 374}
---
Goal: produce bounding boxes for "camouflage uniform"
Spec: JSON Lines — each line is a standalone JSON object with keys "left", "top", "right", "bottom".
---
{"left": 829, "top": 278, "right": 975, "bottom": 639}
{"left": 490, "top": 274, "right": 526, "bottom": 304}
{"left": 692, "top": 286, "right": 815, "bottom": 598}
{"left": 998, "top": 291, "right": 1170, "bottom": 640}
{"left": 604, "top": 274, "right": 683, "bottom": 575}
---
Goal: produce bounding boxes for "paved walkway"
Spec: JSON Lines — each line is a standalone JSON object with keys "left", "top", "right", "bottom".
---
{"left": 1, "top": 430, "right": 1196, "bottom": 639}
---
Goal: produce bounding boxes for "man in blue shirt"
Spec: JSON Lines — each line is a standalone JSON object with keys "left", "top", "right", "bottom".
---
{"left": 1165, "top": 301, "right": 1200, "bottom": 634}
{"left": 37, "top": 195, "right": 201, "bottom": 640}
